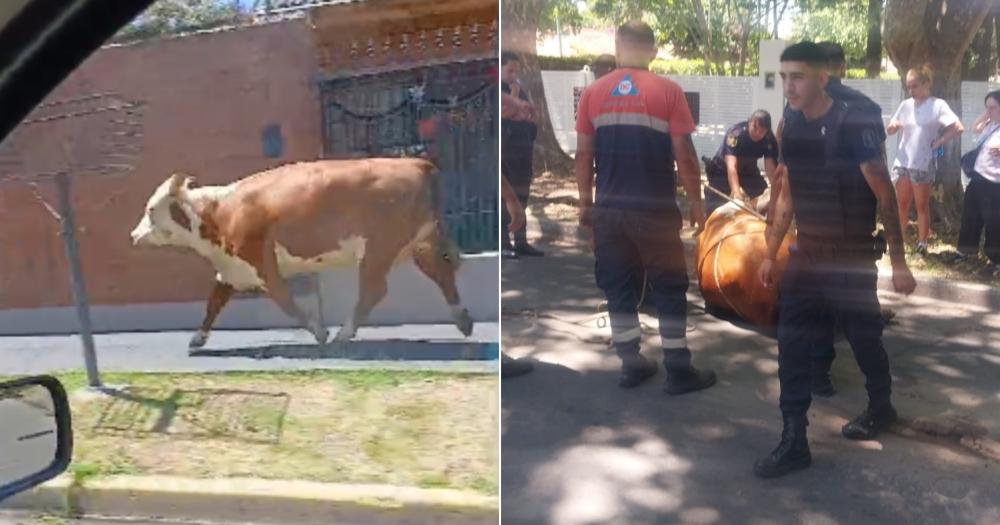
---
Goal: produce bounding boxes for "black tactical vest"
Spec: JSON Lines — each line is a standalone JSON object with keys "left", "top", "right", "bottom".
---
{"left": 781, "top": 101, "right": 877, "bottom": 242}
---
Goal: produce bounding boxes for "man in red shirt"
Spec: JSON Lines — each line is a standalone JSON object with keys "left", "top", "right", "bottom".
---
{"left": 575, "top": 21, "right": 716, "bottom": 394}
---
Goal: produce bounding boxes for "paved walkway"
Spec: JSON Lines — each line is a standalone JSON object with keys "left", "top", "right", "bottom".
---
{"left": 501, "top": 221, "right": 1000, "bottom": 524}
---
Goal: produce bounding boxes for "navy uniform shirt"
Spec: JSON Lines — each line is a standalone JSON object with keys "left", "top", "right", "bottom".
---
{"left": 713, "top": 121, "right": 778, "bottom": 163}
{"left": 781, "top": 100, "right": 883, "bottom": 240}
{"left": 708, "top": 121, "right": 778, "bottom": 195}
{"left": 826, "top": 77, "right": 886, "bottom": 144}
{"left": 781, "top": 77, "right": 886, "bottom": 156}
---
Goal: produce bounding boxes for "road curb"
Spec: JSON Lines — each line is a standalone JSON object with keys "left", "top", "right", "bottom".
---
{"left": 2, "top": 475, "right": 498, "bottom": 524}
{"left": 877, "top": 269, "right": 1000, "bottom": 308}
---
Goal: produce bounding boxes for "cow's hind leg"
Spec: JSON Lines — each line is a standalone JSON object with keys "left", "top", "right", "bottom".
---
{"left": 335, "top": 247, "right": 397, "bottom": 342}
{"left": 412, "top": 230, "right": 473, "bottom": 337}
{"left": 190, "top": 281, "right": 235, "bottom": 349}
{"left": 255, "top": 237, "right": 328, "bottom": 344}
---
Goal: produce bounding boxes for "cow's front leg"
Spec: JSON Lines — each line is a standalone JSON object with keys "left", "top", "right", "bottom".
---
{"left": 335, "top": 250, "right": 394, "bottom": 342}
{"left": 190, "top": 281, "right": 235, "bottom": 349}
{"left": 254, "top": 237, "right": 328, "bottom": 344}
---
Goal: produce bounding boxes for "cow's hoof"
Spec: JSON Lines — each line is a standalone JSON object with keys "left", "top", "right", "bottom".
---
{"left": 189, "top": 331, "right": 208, "bottom": 349}
{"left": 455, "top": 309, "right": 474, "bottom": 337}
{"left": 313, "top": 326, "right": 329, "bottom": 345}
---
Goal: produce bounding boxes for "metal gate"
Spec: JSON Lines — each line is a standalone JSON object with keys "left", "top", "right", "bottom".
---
{"left": 319, "top": 58, "right": 498, "bottom": 253}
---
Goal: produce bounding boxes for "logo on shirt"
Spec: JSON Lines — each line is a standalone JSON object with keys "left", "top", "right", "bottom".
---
{"left": 612, "top": 75, "right": 639, "bottom": 97}
{"left": 726, "top": 132, "right": 739, "bottom": 148}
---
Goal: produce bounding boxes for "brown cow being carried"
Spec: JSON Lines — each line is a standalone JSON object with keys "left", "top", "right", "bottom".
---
{"left": 695, "top": 190, "right": 794, "bottom": 329}
{"left": 130, "top": 158, "right": 473, "bottom": 349}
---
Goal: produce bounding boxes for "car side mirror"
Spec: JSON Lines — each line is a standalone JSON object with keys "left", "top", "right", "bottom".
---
{"left": 0, "top": 376, "right": 73, "bottom": 502}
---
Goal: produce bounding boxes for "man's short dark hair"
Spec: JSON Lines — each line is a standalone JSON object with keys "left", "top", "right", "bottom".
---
{"left": 817, "top": 41, "right": 846, "bottom": 69}
{"left": 593, "top": 54, "right": 616, "bottom": 69}
{"left": 616, "top": 20, "right": 655, "bottom": 47}
{"left": 986, "top": 89, "right": 1000, "bottom": 107}
{"left": 501, "top": 51, "right": 520, "bottom": 65}
{"left": 780, "top": 41, "right": 828, "bottom": 68}
{"left": 750, "top": 109, "right": 772, "bottom": 130}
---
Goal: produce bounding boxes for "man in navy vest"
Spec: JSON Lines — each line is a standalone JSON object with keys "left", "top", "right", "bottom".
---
{"left": 754, "top": 42, "right": 916, "bottom": 479}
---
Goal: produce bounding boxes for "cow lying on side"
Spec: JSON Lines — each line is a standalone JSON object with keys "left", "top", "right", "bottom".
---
{"left": 695, "top": 191, "right": 795, "bottom": 328}
{"left": 130, "top": 158, "right": 473, "bottom": 348}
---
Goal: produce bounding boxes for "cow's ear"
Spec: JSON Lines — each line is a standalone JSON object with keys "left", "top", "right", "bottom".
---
{"left": 168, "top": 173, "right": 187, "bottom": 195}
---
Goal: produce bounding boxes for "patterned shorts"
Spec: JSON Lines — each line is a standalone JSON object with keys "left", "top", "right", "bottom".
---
{"left": 892, "top": 166, "right": 935, "bottom": 185}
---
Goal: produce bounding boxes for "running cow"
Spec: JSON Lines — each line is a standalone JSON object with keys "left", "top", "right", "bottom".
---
{"left": 129, "top": 158, "right": 473, "bottom": 348}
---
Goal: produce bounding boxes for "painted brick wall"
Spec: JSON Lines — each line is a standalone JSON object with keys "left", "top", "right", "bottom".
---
{"left": 0, "top": 20, "right": 324, "bottom": 309}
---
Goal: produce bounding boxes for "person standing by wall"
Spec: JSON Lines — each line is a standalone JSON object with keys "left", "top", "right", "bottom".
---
{"left": 500, "top": 51, "right": 544, "bottom": 260}
{"left": 946, "top": 90, "right": 1000, "bottom": 273}
{"left": 886, "top": 65, "right": 964, "bottom": 255}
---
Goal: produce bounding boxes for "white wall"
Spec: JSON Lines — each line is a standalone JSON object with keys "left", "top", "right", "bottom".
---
{"left": 545, "top": 69, "right": 1000, "bottom": 173}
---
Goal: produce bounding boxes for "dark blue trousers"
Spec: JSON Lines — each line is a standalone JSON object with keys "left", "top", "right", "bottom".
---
{"left": 592, "top": 207, "right": 691, "bottom": 370}
{"left": 777, "top": 245, "right": 891, "bottom": 416}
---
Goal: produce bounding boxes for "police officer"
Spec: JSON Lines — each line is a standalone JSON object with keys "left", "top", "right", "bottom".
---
{"left": 754, "top": 42, "right": 916, "bottom": 479}
{"left": 576, "top": 20, "right": 716, "bottom": 393}
{"left": 774, "top": 41, "right": 891, "bottom": 399}
{"left": 703, "top": 110, "right": 778, "bottom": 216}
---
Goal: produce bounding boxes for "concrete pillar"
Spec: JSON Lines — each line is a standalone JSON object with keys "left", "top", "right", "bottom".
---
{"left": 757, "top": 39, "right": 788, "bottom": 127}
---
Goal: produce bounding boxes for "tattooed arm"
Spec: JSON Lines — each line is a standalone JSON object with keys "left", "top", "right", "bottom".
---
{"left": 760, "top": 166, "right": 793, "bottom": 289}
{"left": 860, "top": 158, "right": 916, "bottom": 295}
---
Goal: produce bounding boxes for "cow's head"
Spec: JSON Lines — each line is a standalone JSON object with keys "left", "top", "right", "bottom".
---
{"left": 130, "top": 173, "right": 200, "bottom": 247}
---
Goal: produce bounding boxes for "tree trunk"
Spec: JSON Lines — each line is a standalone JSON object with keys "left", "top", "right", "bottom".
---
{"left": 500, "top": 0, "right": 573, "bottom": 174}
{"left": 965, "top": 13, "right": 994, "bottom": 81}
{"left": 864, "top": 0, "right": 882, "bottom": 78}
{"left": 883, "top": 0, "right": 992, "bottom": 229}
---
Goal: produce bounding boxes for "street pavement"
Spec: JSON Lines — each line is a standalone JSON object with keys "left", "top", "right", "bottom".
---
{"left": 501, "top": 223, "right": 1000, "bottom": 525}
{"left": 0, "top": 323, "right": 499, "bottom": 376}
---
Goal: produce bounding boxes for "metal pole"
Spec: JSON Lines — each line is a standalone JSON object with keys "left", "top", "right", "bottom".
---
{"left": 54, "top": 173, "right": 101, "bottom": 388}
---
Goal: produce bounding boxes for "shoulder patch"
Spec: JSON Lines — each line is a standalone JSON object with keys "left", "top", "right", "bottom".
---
{"left": 726, "top": 132, "right": 739, "bottom": 148}
{"left": 861, "top": 127, "right": 879, "bottom": 149}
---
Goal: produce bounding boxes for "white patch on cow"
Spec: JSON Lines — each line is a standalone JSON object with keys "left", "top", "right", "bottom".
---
{"left": 275, "top": 236, "right": 367, "bottom": 277}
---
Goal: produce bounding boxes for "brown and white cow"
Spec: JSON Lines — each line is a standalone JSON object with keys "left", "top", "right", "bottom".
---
{"left": 130, "top": 158, "right": 473, "bottom": 348}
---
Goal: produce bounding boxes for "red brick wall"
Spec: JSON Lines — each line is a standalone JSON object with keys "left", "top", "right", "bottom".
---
{"left": 0, "top": 20, "right": 324, "bottom": 309}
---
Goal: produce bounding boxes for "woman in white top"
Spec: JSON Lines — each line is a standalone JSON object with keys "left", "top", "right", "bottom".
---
{"left": 951, "top": 90, "right": 1000, "bottom": 268}
{"left": 886, "top": 65, "right": 964, "bottom": 254}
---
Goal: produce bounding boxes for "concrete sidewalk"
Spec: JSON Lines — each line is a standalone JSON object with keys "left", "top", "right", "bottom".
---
{"left": 0, "top": 323, "right": 499, "bottom": 375}
{"left": 501, "top": 223, "right": 1000, "bottom": 524}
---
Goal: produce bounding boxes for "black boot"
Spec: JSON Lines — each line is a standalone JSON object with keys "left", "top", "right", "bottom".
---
{"left": 754, "top": 414, "right": 811, "bottom": 479}
{"left": 663, "top": 365, "right": 717, "bottom": 395}
{"left": 842, "top": 403, "right": 897, "bottom": 440}
{"left": 619, "top": 354, "right": 657, "bottom": 388}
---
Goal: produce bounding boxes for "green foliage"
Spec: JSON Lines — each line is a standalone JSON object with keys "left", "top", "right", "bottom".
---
{"left": 538, "top": 54, "right": 719, "bottom": 76}
{"left": 111, "top": 0, "right": 251, "bottom": 44}
{"left": 585, "top": 0, "right": 785, "bottom": 76}
{"left": 538, "top": 0, "right": 586, "bottom": 35}
{"left": 845, "top": 67, "right": 898, "bottom": 80}
{"left": 789, "top": 0, "right": 869, "bottom": 65}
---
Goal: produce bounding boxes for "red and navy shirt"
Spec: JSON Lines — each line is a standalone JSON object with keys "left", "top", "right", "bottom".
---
{"left": 576, "top": 68, "right": 696, "bottom": 212}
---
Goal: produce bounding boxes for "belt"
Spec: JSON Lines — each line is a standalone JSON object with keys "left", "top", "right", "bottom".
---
{"left": 795, "top": 232, "right": 886, "bottom": 261}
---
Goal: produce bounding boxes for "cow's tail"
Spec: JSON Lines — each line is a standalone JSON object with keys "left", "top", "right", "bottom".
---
{"left": 421, "top": 159, "right": 462, "bottom": 268}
